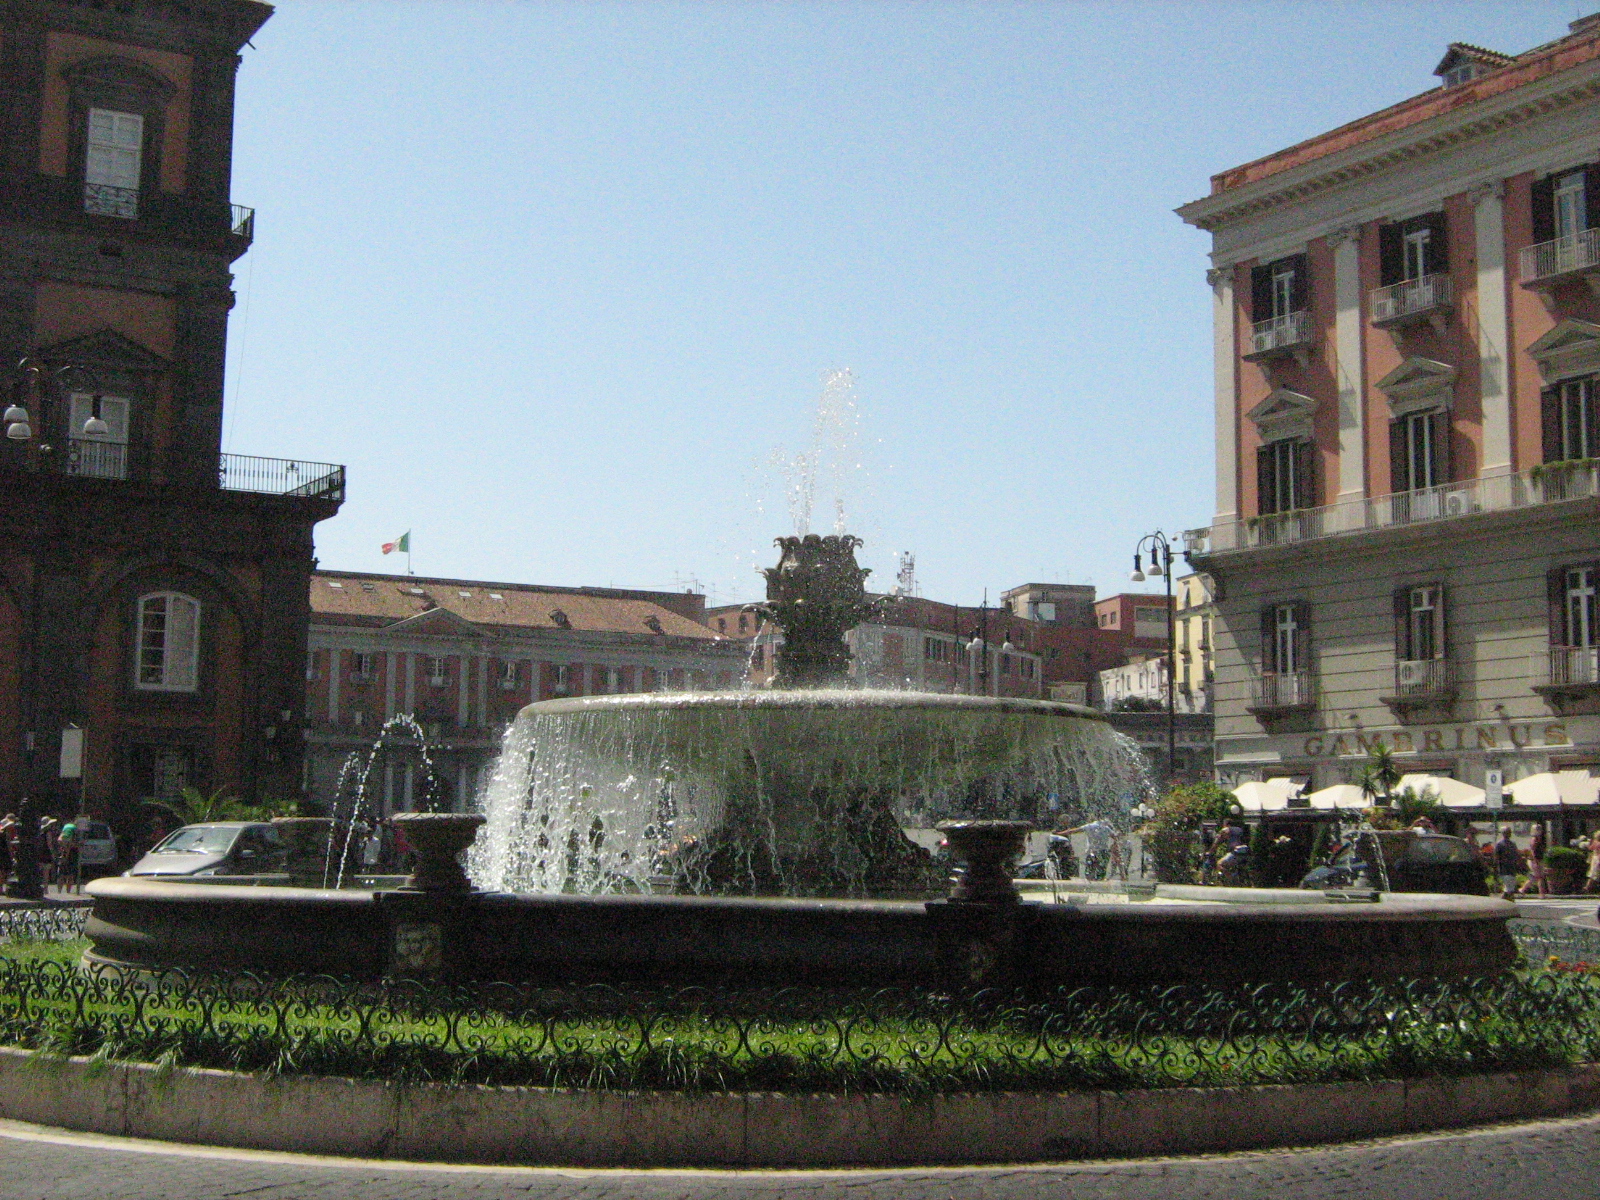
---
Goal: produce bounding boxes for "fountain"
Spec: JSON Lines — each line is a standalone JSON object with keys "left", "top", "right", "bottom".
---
{"left": 80, "top": 530, "right": 1517, "bottom": 988}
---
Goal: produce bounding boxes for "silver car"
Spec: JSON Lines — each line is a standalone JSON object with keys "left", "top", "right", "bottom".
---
{"left": 125, "top": 822, "right": 287, "bottom": 878}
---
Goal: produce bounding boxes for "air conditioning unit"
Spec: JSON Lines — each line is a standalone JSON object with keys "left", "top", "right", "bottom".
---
{"left": 1396, "top": 659, "right": 1429, "bottom": 688}
{"left": 1442, "top": 490, "right": 1476, "bottom": 517}
{"left": 1371, "top": 294, "right": 1398, "bottom": 322}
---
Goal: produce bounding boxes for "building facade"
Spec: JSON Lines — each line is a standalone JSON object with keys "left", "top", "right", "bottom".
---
{"left": 0, "top": 0, "right": 343, "bottom": 834}
{"left": 1174, "top": 572, "right": 1215, "bottom": 713}
{"left": 306, "top": 573, "right": 747, "bottom": 814}
{"left": 1179, "top": 22, "right": 1600, "bottom": 791}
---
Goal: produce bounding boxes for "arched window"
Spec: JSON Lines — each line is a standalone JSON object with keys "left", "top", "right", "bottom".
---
{"left": 135, "top": 592, "right": 200, "bottom": 691}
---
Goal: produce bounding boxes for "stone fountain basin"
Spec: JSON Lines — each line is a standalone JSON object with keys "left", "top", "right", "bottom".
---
{"left": 80, "top": 876, "right": 1517, "bottom": 986}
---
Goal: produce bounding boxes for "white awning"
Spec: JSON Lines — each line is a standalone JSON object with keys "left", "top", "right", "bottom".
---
{"left": 1307, "top": 783, "right": 1368, "bottom": 810}
{"left": 1232, "top": 778, "right": 1302, "bottom": 812}
{"left": 1395, "top": 773, "right": 1485, "bottom": 808}
{"left": 1507, "top": 771, "right": 1600, "bottom": 807}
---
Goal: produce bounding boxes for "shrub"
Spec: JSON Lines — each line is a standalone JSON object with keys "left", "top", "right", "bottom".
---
{"left": 1148, "top": 782, "right": 1234, "bottom": 883}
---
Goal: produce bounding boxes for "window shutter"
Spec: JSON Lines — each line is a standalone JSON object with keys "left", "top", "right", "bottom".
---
{"left": 1389, "top": 419, "right": 1409, "bottom": 494}
{"left": 1293, "top": 440, "right": 1316, "bottom": 509}
{"left": 1393, "top": 588, "right": 1411, "bottom": 660}
{"left": 1436, "top": 586, "right": 1448, "bottom": 659}
{"left": 1548, "top": 569, "right": 1567, "bottom": 646}
{"left": 1531, "top": 175, "right": 1556, "bottom": 243}
{"left": 1260, "top": 606, "right": 1277, "bottom": 673}
{"left": 1586, "top": 164, "right": 1600, "bottom": 231}
{"left": 1423, "top": 212, "right": 1449, "bottom": 274}
{"left": 1293, "top": 602, "right": 1313, "bottom": 674}
{"left": 1250, "top": 265, "right": 1272, "bottom": 322}
{"left": 1257, "top": 445, "right": 1276, "bottom": 515}
{"left": 1378, "top": 224, "right": 1403, "bottom": 286}
{"left": 1542, "top": 388, "right": 1564, "bottom": 463}
{"left": 1288, "top": 254, "right": 1309, "bottom": 312}
{"left": 1431, "top": 410, "right": 1452, "bottom": 485}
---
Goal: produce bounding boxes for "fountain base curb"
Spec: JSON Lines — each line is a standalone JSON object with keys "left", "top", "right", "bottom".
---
{"left": 0, "top": 1045, "right": 1593, "bottom": 1166}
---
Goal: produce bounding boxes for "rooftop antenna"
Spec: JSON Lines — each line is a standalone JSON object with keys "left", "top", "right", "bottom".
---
{"left": 895, "top": 551, "right": 917, "bottom": 598}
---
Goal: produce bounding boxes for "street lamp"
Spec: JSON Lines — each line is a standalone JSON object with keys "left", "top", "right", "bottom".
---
{"left": 1130, "top": 530, "right": 1177, "bottom": 790}
{"left": 7, "top": 357, "right": 107, "bottom": 445}
{"left": 965, "top": 591, "right": 992, "bottom": 696}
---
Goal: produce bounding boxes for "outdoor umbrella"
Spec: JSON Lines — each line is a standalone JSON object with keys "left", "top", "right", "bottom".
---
{"left": 1395, "top": 773, "right": 1485, "bottom": 809}
{"left": 1231, "top": 779, "right": 1301, "bottom": 812}
{"left": 1507, "top": 770, "right": 1600, "bottom": 807}
{"left": 1307, "top": 784, "right": 1368, "bottom": 811}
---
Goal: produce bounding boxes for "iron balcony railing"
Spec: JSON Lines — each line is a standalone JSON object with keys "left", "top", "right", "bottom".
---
{"left": 1248, "top": 671, "right": 1315, "bottom": 713}
{"left": 83, "top": 182, "right": 138, "bottom": 219}
{"left": 1370, "top": 273, "right": 1452, "bottom": 325}
{"left": 1520, "top": 228, "right": 1600, "bottom": 285}
{"left": 1387, "top": 658, "right": 1456, "bottom": 699}
{"left": 1247, "top": 310, "right": 1311, "bottom": 357}
{"left": 218, "top": 454, "right": 345, "bottom": 501}
{"left": 1184, "top": 464, "right": 1600, "bottom": 556}
{"left": 1547, "top": 645, "right": 1600, "bottom": 688}
{"left": 64, "top": 438, "right": 128, "bottom": 480}
{"left": 231, "top": 203, "right": 255, "bottom": 240}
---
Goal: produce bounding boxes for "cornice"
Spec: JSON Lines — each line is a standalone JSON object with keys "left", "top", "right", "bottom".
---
{"left": 1178, "top": 62, "right": 1600, "bottom": 233}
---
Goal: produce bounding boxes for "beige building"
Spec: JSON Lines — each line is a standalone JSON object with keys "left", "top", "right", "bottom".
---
{"left": 1179, "top": 24, "right": 1600, "bottom": 792}
{"left": 1174, "top": 573, "right": 1215, "bottom": 714}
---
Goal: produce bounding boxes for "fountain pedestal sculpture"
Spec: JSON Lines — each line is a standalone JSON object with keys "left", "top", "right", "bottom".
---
{"left": 759, "top": 534, "right": 886, "bottom": 687}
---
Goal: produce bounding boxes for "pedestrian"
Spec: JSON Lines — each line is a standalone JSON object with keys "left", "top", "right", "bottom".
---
{"left": 1493, "top": 827, "right": 1521, "bottom": 901}
{"left": 1520, "top": 824, "right": 1549, "bottom": 897}
{"left": 0, "top": 812, "right": 12, "bottom": 890}
{"left": 36, "top": 815, "right": 57, "bottom": 887}
{"left": 362, "top": 825, "right": 382, "bottom": 872}
{"left": 1586, "top": 831, "right": 1600, "bottom": 895}
{"left": 1061, "top": 818, "right": 1114, "bottom": 881}
{"left": 55, "top": 818, "right": 82, "bottom": 894}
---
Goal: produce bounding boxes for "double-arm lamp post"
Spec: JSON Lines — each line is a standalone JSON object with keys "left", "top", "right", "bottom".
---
{"left": 1129, "top": 531, "right": 1177, "bottom": 788}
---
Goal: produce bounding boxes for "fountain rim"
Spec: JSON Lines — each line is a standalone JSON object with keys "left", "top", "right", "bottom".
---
{"left": 522, "top": 689, "right": 1106, "bottom": 720}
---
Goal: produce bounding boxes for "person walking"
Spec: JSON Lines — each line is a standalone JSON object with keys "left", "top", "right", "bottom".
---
{"left": 1520, "top": 824, "right": 1549, "bottom": 897}
{"left": 55, "top": 818, "right": 82, "bottom": 895}
{"left": 1586, "top": 831, "right": 1600, "bottom": 895}
{"left": 1493, "top": 827, "right": 1522, "bottom": 901}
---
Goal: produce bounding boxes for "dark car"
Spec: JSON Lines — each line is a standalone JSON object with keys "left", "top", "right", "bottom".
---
{"left": 124, "top": 821, "right": 287, "bottom": 878}
{"left": 1300, "top": 830, "right": 1488, "bottom": 896}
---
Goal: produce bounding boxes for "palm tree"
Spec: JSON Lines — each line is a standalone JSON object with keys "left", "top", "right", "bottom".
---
{"left": 144, "top": 785, "right": 260, "bottom": 827}
{"left": 1356, "top": 745, "right": 1401, "bottom": 805}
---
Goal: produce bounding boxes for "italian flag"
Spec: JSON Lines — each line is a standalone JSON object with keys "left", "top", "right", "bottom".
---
{"left": 382, "top": 531, "right": 410, "bottom": 555}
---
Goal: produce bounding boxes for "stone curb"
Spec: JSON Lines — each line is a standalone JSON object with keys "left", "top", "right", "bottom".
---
{"left": 0, "top": 1047, "right": 1596, "bottom": 1167}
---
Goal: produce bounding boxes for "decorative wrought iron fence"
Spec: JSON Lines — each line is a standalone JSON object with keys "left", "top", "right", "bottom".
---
{"left": 0, "top": 907, "right": 88, "bottom": 944}
{"left": 218, "top": 454, "right": 345, "bottom": 501}
{"left": 1510, "top": 919, "right": 1600, "bottom": 967}
{"left": 0, "top": 949, "right": 1596, "bottom": 1093}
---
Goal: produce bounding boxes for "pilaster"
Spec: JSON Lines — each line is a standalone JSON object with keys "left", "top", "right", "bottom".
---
{"left": 1472, "top": 181, "right": 1513, "bottom": 477}
{"left": 1208, "top": 266, "right": 1239, "bottom": 524}
{"left": 1331, "top": 226, "right": 1366, "bottom": 502}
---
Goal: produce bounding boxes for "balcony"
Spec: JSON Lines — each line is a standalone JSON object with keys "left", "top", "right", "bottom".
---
{"left": 1521, "top": 229, "right": 1600, "bottom": 293}
{"left": 1535, "top": 645, "right": 1600, "bottom": 706}
{"left": 231, "top": 204, "right": 255, "bottom": 244}
{"left": 1380, "top": 658, "right": 1458, "bottom": 711}
{"left": 1243, "top": 310, "right": 1311, "bottom": 363}
{"left": 1247, "top": 671, "right": 1316, "bottom": 717}
{"left": 1185, "top": 466, "right": 1599, "bottom": 557}
{"left": 83, "top": 183, "right": 138, "bottom": 219}
{"left": 218, "top": 454, "right": 345, "bottom": 502}
{"left": 1370, "top": 273, "right": 1452, "bottom": 332}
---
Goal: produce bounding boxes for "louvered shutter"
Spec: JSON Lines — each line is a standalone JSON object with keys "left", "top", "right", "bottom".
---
{"left": 1288, "top": 254, "right": 1309, "bottom": 312}
{"left": 1293, "top": 602, "right": 1313, "bottom": 675}
{"left": 1423, "top": 212, "right": 1449, "bottom": 273}
{"left": 1390, "top": 419, "right": 1410, "bottom": 494}
{"left": 1260, "top": 606, "right": 1278, "bottom": 673}
{"left": 1378, "top": 224, "right": 1403, "bottom": 286}
{"left": 1393, "top": 588, "right": 1411, "bottom": 660}
{"left": 1587, "top": 164, "right": 1600, "bottom": 231}
{"left": 1531, "top": 176, "right": 1556, "bottom": 243}
{"left": 1435, "top": 586, "right": 1448, "bottom": 658}
{"left": 1430, "top": 410, "right": 1452, "bottom": 485}
{"left": 1549, "top": 569, "right": 1568, "bottom": 646}
{"left": 1250, "top": 265, "right": 1272, "bottom": 322}
{"left": 1257, "top": 446, "right": 1276, "bottom": 515}
{"left": 1293, "top": 440, "right": 1317, "bottom": 509}
{"left": 1542, "top": 388, "right": 1564, "bottom": 463}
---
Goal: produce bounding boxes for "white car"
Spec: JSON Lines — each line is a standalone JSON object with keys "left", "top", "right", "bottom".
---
{"left": 75, "top": 820, "right": 118, "bottom": 873}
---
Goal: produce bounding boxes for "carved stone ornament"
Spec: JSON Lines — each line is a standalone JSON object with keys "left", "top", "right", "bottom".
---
{"left": 1375, "top": 357, "right": 1458, "bottom": 418}
{"left": 1526, "top": 319, "right": 1600, "bottom": 385}
{"left": 1245, "top": 387, "right": 1317, "bottom": 443}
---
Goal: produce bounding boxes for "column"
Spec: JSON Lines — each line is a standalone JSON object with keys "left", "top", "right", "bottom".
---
{"left": 384, "top": 652, "right": 396, "bottom": 718}
{"left": 1332, "top": 226, "right": 1366, "bottom": 502}
{"left": 402, "top": 653, "right": 414, "bottom": 713}
{"left": 457, "top": 654, "right": 470, "bottom": 727}
{"left": 1209, "top": 266, "right": 1239, "bottom": 524}
{"left": 327, "top": 648, "right": 340, "bottom": 726}
{"left": 1474, "top": 181, "right": 1513, "bottom": 477}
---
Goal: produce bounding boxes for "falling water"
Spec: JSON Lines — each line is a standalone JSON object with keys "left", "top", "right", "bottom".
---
{"left": 322, "top": 714, "right": 446, "bottom": 888}
{"left": 772, "top": 368, "right": 862, "bottom": 537}
{"left": 468, "top": 692, "right": 1147, "bottom": 898}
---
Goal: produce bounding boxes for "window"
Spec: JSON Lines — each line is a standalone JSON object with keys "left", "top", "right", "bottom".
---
{"left": 751, "top": 645, "right": 765, "bottom": 670}
{"left": 738, "top": 614, "right": 749, "bottom": 634}
{"left": 923, "top": 637, "right": 954, "bottom": 664}
{"left": 1256, "top": 438, "right": 1315, "bottom": 514}
{"left": 553, "top": 664, "right": 572, "bottom": 693}
{"left": 1543, "top": 378, "right": 1599, "bottom": 463}
{"left": 84, "top": 108, "right": 143, "bottom": 218}
{"left": 1249, "top": 254, "right": 1307, "bottom": 322}
{"left": 605, "top": 667, "right": 623, "bottom": 693}
{"left": 1395, "top": 585, "right": 1445, "bottom": 661}
{"left": 135, "top": 592, "right": 199, "bottom": 691}
{"left": 1441, "top": 62, "right": 1482, "bottom": 88}
{"left": 351, "top": 652, "right": 376, "bottom": 680}
{"left": 1531, "top": 166, "right": 1599, "bottom": 244}
{"left": 427, "top": 657, "right": 447, "bottom": 686}
{"left": 1390, "top": 410, "right": 1449, "bottom": 493}
{"left": 67, "top": 394, "right": 130, "bottom": 479}
{"left": 498, "top": 660, "right": 519, "bottom": 689}
{"left": 1562, "top": 567, "right": 1597, "bottom": 649}
{"left": 1261, "top": 603, "right": 1309, "bottom": 676}
{"left": 1555, "top": 170, "right": 1589, "bottom": 242}
{"left": 1378, "top": 214, "right": 1447, "bottom": 286}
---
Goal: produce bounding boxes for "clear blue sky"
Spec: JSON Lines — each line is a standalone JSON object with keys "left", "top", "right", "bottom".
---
{"left": 222, "top": 1, "right": 1592, "bottom": 607}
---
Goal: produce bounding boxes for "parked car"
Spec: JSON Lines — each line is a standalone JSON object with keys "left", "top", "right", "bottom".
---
{"left": 75, "top": 820, "right": 119, "bottom": 877}
{"left": 1300, "top": 830, "right": 1488, "bottom": 896}
{"left": 124, "top": 822, "right": 287, "bottom": 878}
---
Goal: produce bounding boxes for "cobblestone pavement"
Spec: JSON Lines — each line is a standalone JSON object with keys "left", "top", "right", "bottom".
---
{"left": 0, "top": 1111, "right": 1597, "bottom": 1200}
